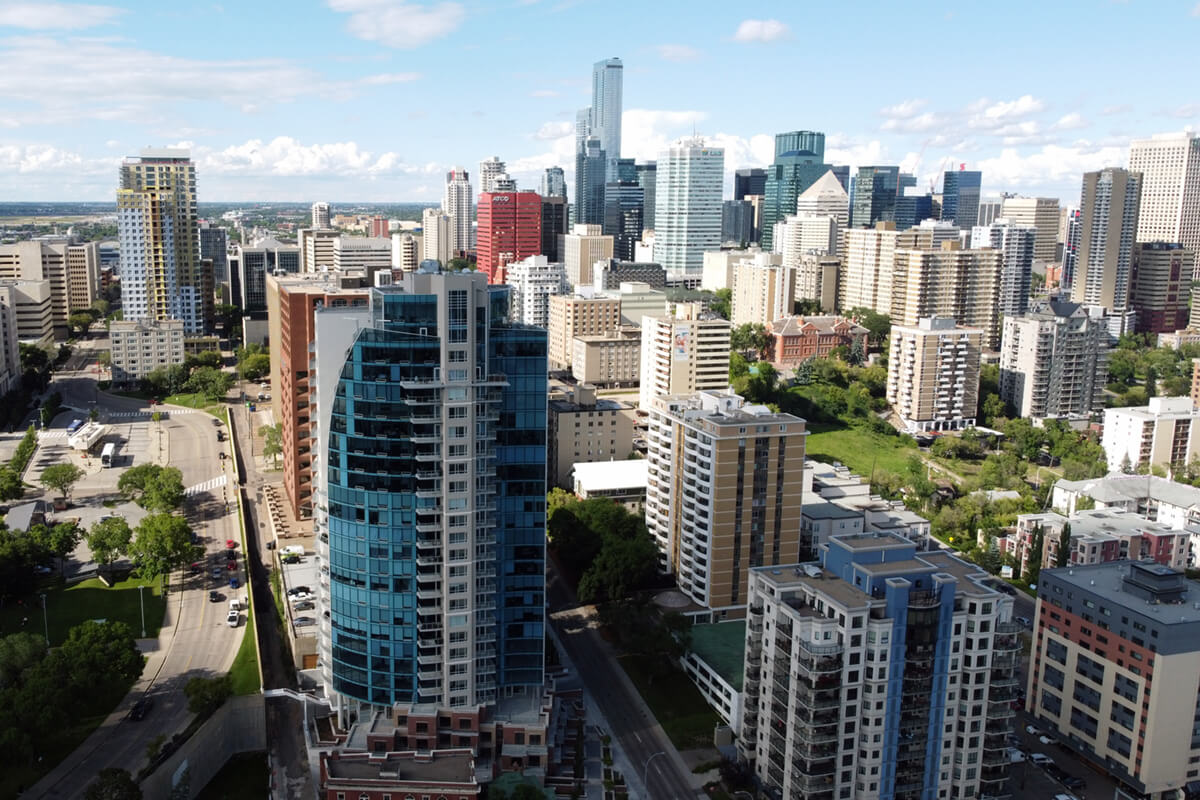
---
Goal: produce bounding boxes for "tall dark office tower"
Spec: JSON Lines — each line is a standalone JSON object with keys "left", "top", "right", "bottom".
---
{"left": 829, "top": 165, "right": 851, "bottom": 192}
{"left": 893, "top": 173, "right": 920, "bottom": 230}
{"left": 314, "top": 267, "right": 547, "bottom": 723}
{"left": 636, "top": 162, "right": 657, "bottom": 229}
{"left": 721, "top": 200, "right": 754, "bottom": 244}
{"left": 851, "top": 166, "right": 902, "bottom": 228}
{"left": 199, "top": 223, "right": 228, "bottom": 283}
{"left": 761, "top": 130, "right": 830, "bottom": 250}
{"left": 734, "top": 168, "right": 767, "bottom": 199}
{"left": 574, "top": 137, "right": 607, "bottom": 227}
{"left": 541, "top": 196, "right": 568, "bottom": 262}
{"left": 603, "top": 182, "right": 644, "bottom": 261}
{"left": 942, "top": 169, "right": 983, "bottom": 227}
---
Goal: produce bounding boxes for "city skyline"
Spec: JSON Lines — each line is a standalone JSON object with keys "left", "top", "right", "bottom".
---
{"left": 1, "top": 2, "right": 1199, "bottom": 202}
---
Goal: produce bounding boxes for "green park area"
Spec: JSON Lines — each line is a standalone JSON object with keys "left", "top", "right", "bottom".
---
{"left": 619, "top": 654, "right": 721, "bottom": 750}
{"left": 0, "top": 575, "right": 164, "bottom": 645}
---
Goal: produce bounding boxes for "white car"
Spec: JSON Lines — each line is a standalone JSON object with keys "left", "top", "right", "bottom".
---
{"left": 290, "top": 591, "right": 312, "bottom": 602}
{"left": 1026, "top": 724, "right": 1042, "bottom": 736}
{"left": 226, "top": 610, "right": 239, "bottom": 628}
{"left": 1039, "top": 734, "right": 1059, "bottom": 746}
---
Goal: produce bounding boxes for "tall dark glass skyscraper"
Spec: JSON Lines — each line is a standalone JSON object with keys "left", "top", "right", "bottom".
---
{"left": 636, "top": 162, "right": 657, "bottom": 230}
{"left": 734, "top": 167, "right": 767, "bottom": 200}
{"left": 942, "top": 169, "right": 982, "bottom": 227}
{"left": 313, "top": 267, "right": 547, "bottom": 721}
{"left": 574, "top": 136, "right": 606, "bottom": 226}
{"left": 761, "top": 130, "right": 830, "bottom": 250}
{"left": 851, "top": 165, "right": 902, "bottom": 228}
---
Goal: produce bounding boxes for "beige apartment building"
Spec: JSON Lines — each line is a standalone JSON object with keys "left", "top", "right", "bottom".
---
{"left": 571, "top": 327, "right": 641, "bottom": 387}
{"left": 891, "top": 241, "right": 1004, "bottom": 348}
{"left": 1071, "top": 168, "right": 1143, "bottom": 312}
{"left": 266, "top": 272, "right": 370, "bottom": 519}
{"left": 1128, "top": 133, "right": 1200, "bottom": 250}
{"left": 644, "top": 389, "right": 806, "bottom": 613}
{"left": 638, "top": 303, "right": 731, "bottom": 410}
{"left": 546, "top": 295, "right": 621, "bottom": 371}
{"left": 0, "top": 239, "right": 100, "bottom": 338}
{"left": 837, "top": 220, "right": 959, "bottom": 315}
{"left": 109, "top": 318, "right": 185, "bottom": 387}
{"left": 298, "top": 227, "right": 339, "bottom": 273}
{"left": 546, "top": 384, "right": 636, "bottom": 488}
{"left": 999, "top": 196, "right": 1061, "bottom": 262}
{"left": 562, "top": 224, "right": 614, "bottom": 288}
{"left": 0, "top": 279, "right": 54, "bottom": 345}
{"left": 886, "top": 316, "right": 983, "bottom": 432}
{"left": 0, "top": 286, "right": 24, "bottom": 394}
{"left": 1029, "top": 562, "right": 1200, "bottom": 800}
{"left": 729, "top": 252, "right": 791, "bottom": 326}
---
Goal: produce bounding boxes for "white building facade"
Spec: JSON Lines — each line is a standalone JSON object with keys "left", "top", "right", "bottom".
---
{"left": 1102, "top": 396, "right": 1200, "bottom": 473}
{"left": 1128, "top": 133, "right": 1200, "bottom": 250}
{"left": 504, "top": 255, "right": 566, "bottom": 328}
{"left": 653, "top": 139, "right": 724, "bottom": 276}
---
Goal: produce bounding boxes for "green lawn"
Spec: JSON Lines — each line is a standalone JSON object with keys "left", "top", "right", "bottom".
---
{"left": 195, "top": 752, "right": 268, "bottom": 800}
{"left": 619, "top": 655, "right": 721, "bottom": 750}
{"left": 229, "top": 604, "right": 260, "bottom": 695}
{"left": 804, "top": 422, "right": 917, "bottom": 479}
{"left": 163, "top": 393, "right": 227, "bottom": 419}
{"left": 0, "top": 576, "right": 165, "bottom": 645}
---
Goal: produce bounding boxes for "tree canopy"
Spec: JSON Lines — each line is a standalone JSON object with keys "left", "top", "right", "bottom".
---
{"left": 117, "top": 464, "right": 185, "bottom": 512}
{"left": 87, "top": 516, "right": 133, "bottom": 568}
{"left": 39, "top": 462, "right": 85, "bottom": 500}
{"left": 128, "top": 514, "right": 197, "bottom": 581}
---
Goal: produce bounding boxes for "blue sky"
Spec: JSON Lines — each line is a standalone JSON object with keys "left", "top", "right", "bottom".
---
{"left": 0, "top": 0, "right": 1197, "bottom": 204}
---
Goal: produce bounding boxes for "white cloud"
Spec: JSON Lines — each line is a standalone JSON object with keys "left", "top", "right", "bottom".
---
{"left": 879, "top": 99, "right": 927, "bottom": 119}
{"left": 0, "top": 36, "right": 421, "bottom": 126}
{"left": 327, "top": 0, "right": 465, "bottom": 48}
{"left": 732, "top": 18, "right": 790, "bottom": 43}
{"left": 620, "top": 109, "right": 709, "bottom": 161}
{"left": 199, "top": 136, "right": 433, "bottom": 178}
{"left": 973, "top": 142, "right": 1125, "bottom": 190}
{"left": 655, "top": 43, "right": 701, "bottom": 62}
{"left": 534, "top": 121, "right": 573, "bottom": 140}
{"left": 825, "top": 135, "right": 888, "bottom": 172}
{"left": 1192, "top": 1, "right": 1200, "bottom": 16}
{"left": 881, "top": 112, "right": 944, "bottom": 134}
{"left": 0, "top": 2, "right": 122, "bottom": 30}
{"left": 968, "top": 95, "right": 1046, "bottom": 129}
{"left": 1051, "top": 112, "right": 1088, "bottom": 131}
{"left": 1168, "top": 103, "right": 1200, "bottom": 119}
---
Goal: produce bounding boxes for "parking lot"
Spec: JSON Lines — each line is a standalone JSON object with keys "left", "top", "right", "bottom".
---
{"left": 1011, "top": 708, "right": 1121, "bottom": 800}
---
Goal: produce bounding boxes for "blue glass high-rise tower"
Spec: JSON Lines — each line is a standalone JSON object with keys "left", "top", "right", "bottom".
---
{"left": 942, "top": 169, "right": 982, "bottom": 227}
{"left": 761, "top": 130, "right": 830, "bottom": 251}
{"left": 313, "top": 266, "right": 547, "bottom": 722}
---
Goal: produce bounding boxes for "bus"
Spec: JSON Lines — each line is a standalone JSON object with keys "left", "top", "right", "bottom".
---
{"left": 66, "top": 419, "right": 84, "bottom": 434}
{"left": 100, "top": 442, "right": 115, "bottom": 468}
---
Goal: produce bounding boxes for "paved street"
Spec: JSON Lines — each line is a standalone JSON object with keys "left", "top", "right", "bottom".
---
{"left": 547, "top": 560, "right": 705, "bottom": 800}
{"left": 26, "top": 342, "right": 249, "bottom": 799}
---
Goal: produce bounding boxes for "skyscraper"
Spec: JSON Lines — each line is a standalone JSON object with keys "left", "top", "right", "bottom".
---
{"left": 540, "top": 166, "right": 566, "bottom": 198}
{"left": 591, "top": 57, "right": 623, "bottom": 181}
{"left": 1130, "top": 242, "right": 1195, "bottom": 334}
{"left": 761, "top": 131, "right": 828, "bottom": 250}
{"left": 721, "top": 200, "right": 754, "bottom": 245}
{"left": 312, "top": 201, "right": 331, "bottom": 229}
{"left": 421, "top": 208, "right": 452, "bottom": 266}
{"left": 1070, "top": 168, "right": 1143, "bottom": 311}
{"left": 1060, "top": 208, "right": 1081, "bottom": 290}
{"left": 635, "top": 162, "right": 657, "bottom": 230}
{"left": 941, "top": 168, "right": 983, "bottom": 227}
{"left": 199, "top": 223, "right": 229, "bottom": 283}
{"left": 1128, "top": 133, "right": 1200, "bottom": 249}
{"left": 574, "top": 136, "right": 606, "bottom": 227}
{"left": 653, "top": 138, "right": 724, "bottom": 275}
{"left": 602, "top": 182, "right": 644, "bottom": 261}
{"left": 540, "top": 196, "right": 568, "bottom": 262}
{"left": 442, "top": 167, "right": 473, "bottom": 256}
{"left": 476, "top": 185, "right": 542, "bottom": 283}
{"left": 972, "top": 218, "right": 1036, "bottom": 318}
{"left": 117, "top": 148, "right": 206, "bottom": 333}
{"left": 850, "top": 165, "right": 901, "bottom": 229}
{"left": 734, "top": 167, "right": 767, "bottom": 200}
{"left": 1000, "top": 196, "right": 1060, "bottom": 262}
{"left": 478, "top": 156, "right": 506, "bottom": 195}
{"left": 313, "top": 268, "right": 547, "bottom": 721}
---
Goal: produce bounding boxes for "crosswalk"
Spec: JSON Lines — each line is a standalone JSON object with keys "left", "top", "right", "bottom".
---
{"left": 38, "top": 431, "right": 68, "bottom": 441}
{"left": 185, "top": 474, "right": 228, "bottom": 496}
{"left": 108, "top": 408, "right": 197, "bottom": 419}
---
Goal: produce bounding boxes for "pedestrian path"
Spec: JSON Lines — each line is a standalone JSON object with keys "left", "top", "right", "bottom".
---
{"left": 38, "top": 430, "right": 68, "bottom": 440}
{"left": 108, "top": 408, "right": 198, "bottom": 419}
{"left": 185, "top": 474, "right": 228, "bottom": 496}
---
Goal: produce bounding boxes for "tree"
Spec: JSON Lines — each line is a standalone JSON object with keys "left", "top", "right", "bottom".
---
{"left": 710, "top": 288, "right": 732, "bottom": 320}
{"left": 69, "top": 312, "right": 95, "bottom": 337}
{"left": 184, "top": 674, "right": 233, "bottom": 717}
{"left": 0, "top": 465, "right": 23, "bottom": 501}
{"left": 85, "top": 769, "right": 142, "bottom": 800}
{"left": 118, "top": 464, "right": 184, "bottom": 512}
{"left": 260, "top": 423, "right": 282, "bottom": 467}
{"left": 58, "top": 620, "right": 144, "bottom": 691}
{"left": 96, "top": 350, "right": 112, "bottom": 369}
{"left": 88, "top": 516, "right": 133, "bottom": 568}
{"left": 129, "top": 513, "right": 197, "bottom": 581}
{"left": 847, "top": 336, "right": 865, "bottom": 366}
{"left": 578, "top": 533, "right": 658, "bottom": 604}
{"left": 39, "top": 462, "right": 85, "bottom": 501}
{"left": 183, "top": 366, "right": 233, "bottom": 401}
{"left": 1144, "top": 366, "right": 1158, "bottom": 399}
{"left": 90, "top": 298, "right": 110, "bottom": 318}
{"left": 0, "top": 528, "right": 47, "bottom": 599}
{"left": 794, "top": 298, "right": 822, "bottom": 315}
{"left": 28, "top": 521, "right": 81, "bottom": 560}
{"left": 1024, "top": 525, "right": 1044, "bottom": 586}
{"left": 238, "top": 353, "right": 271, "bottom": 382}
{"left": 981, "top": 393, "right": 1007, "bottom": 427}
{"left": 844, "top": 307, "right": 891, "bottom": 346}
{"left": 730, "top": 323, "right": 770, "bottom": 360}
{"left": 1056, "top": 522, "right": 1072, "bottom": 568}
{"left": 446, "top": 256, "right": 471, "bottom": 272}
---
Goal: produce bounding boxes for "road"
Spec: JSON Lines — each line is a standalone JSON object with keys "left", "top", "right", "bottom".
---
{"left": 546, "top": 561, "right": 703, "bottom": 800}
{"left": 27, "top": 339, "right": 247, "bottom": 799}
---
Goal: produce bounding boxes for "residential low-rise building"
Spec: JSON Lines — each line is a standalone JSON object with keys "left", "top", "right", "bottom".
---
{"left": 109, "top": 318, "right": 185, "bottom": 386}
{"left": 1003, "top": 509, "right": 1189, "bottom": 576}
{"left": 1028, "top": 561, "right": 1200, "bottom": 800}
{"left": 805, "top": 460, "right": 931, "bottom": 547}
{"left": 767, "top": 315, "right": 868, "bottom": 369}
{"left": 571, "top": 459, "right": 648, "bottom": 513}
{"left": 680, "top": 620, "right": 745, "bottom": 733}
{"left": 1102, "top": 396, "right": 1200, "bottom": 473}
{"left": 886, "top": 316, "right": 983, "bottom": 433}
{"left": 547, "top": 384, "right": 636, "bottom": 488}
{"left": 738, "top": 533, "right": 1018, "bottom": 800}
{"left": 571, "top": 327, "right": 641, "bottom": 387}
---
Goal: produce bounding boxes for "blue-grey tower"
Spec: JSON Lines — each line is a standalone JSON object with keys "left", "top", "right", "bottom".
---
{"left": 313, "top": 265, "right": 547, "bottom": 724}
{"left": 761, "top": 131, "right": 830, "bottom": 250}
{"left": 942, "top": 169, "right": 983, "bottom": 227}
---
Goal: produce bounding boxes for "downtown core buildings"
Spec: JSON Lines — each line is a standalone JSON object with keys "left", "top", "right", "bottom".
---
{"left": 312, "top": 266, "right": 547, "bottom": 723}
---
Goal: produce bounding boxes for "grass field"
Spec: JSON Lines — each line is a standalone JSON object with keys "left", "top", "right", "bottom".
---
{"left": 195, "top": 752, "right": 268, "bottom": 800}
{"left": 804, "top": 421, "right": 918, "bottom": 479}
{"left": 0, "top": 575, "right": 165, "bottom": 644}
{"left": 229, "top": 604, "right": 260, "bottom": 695}
{"left": 619, "top": 655, "right": 721, "bottom": 750}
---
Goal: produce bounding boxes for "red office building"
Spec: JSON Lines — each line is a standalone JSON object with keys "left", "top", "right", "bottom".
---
{"left": 370, "top": 215, "right": 389, "bottom": 238}
{"left": 476, "top": 190, "right": 541, "bottom": 283}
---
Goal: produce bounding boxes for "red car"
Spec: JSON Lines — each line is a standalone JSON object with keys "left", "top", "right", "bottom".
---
{"left": 225, "top": 539, "right": 237, "bottom": 550}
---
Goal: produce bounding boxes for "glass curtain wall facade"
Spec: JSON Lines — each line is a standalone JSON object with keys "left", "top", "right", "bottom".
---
{"left": 316, "top": 269, "right": 547, "bottom": 718}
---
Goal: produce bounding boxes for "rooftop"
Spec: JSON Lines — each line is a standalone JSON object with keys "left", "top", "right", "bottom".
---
{"left": 687, "top": 620, "right": 746, "bottom": 691}
{"left": 572, "top": 460, "right": 649, "bottom": 492}
{"left": 802, "top": 500, "right": 864, "bottom": 521}
{"left": 1055, "top": 473, "right": 1200, "bottom": 510}
{"left": 323, "top": 750, "right": 476, "bottom": 784}
{"left": 1044, "top": 561, "right": 1200, "bottom": 625}
{"left": 834, "top": 532, "right": 914, "bottom": 551}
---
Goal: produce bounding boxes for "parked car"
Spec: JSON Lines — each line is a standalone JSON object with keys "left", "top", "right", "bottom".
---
{"left": 128, "top": 696, "right": 153, "bottom": 721}
{"left": 211, "top": 567, "right": 223, "bottom": 580}
{"left": 216, "top": 430, "right": 225, "bottom": 442}
{"left": 225, "top": 539, "right": 237, "bottom": 550}
{"left": 292, "top": 601, "right": 315, "bottom": 612}
{"left": 226, "top": 609, "right": 239, "bottom": 627}
{"left": 229, "top": 576, "right": 239, "bottom": 589}
{"left": 209, "top": 590, "right": 221, "bottom": 603}
{"left": 1016, "top": 615, "right": 1032, "bottom": 628}
{"left": 287, "top": 585, "right": 311, "bottom": 596}
{"left": 1061, "top": 776, "right": 1085, "bottom": 789}
{"left": 281, "top": 554, "right": 301, "bottom": 564}
{"left": 1030, "top": 753, "right": 1053, "bottom": 767}
{"left": 1039, "top": 734, "right": 1059, "bottom": 746}
{"left": 290, "top": 591, "right": 312, "bottom": 602}
{"left": 293, "top": 617, "right": 315, "bottom": 627}
{"left": 1025, "top": 725, "right": 1042, "bottom": 736}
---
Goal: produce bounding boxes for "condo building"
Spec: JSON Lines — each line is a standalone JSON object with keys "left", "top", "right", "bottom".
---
{"left": 546, "top": 294, "right": 621, "bottom": 372}
{"left": 1102, "top": 396, "right": 1200, "bottom": 473}
{"left": 638, "top": 303, "right": 731, "bottom": 410}
{"left": 1127, "top": 133, "right": 1200, "bottom": 250}
{"left": 886, "top": 317, "right": 983, "bottom": 433}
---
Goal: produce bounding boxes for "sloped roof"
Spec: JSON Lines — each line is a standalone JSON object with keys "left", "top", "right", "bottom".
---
{"left": 797, "top": 169, "right": 849, "bottom": 202}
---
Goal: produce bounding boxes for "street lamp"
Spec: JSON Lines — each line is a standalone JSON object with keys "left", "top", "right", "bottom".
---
{"left": 643, "top": 751, "right": 666, "bottom": 792}
{"left": 39, "top": 593, "right": 49, "bottom": 647}
{"left": 138, "top": 585, "right": 146, "bottom": 638}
